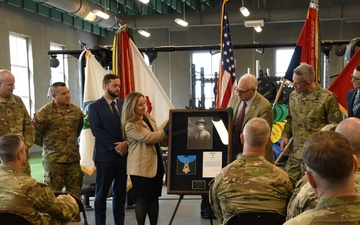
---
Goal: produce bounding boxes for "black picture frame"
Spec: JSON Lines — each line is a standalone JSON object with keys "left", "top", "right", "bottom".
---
{"left": 167, "top": 109, "right": 232, "bottom": 195}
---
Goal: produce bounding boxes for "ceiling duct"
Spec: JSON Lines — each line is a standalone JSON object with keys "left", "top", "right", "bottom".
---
{"left": 34, "top": 0, "right": 119, "bottom": 29}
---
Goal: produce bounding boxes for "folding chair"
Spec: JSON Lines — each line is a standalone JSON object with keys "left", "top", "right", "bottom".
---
{"left": 226, "top": 211, "right": 286, "bottom": 225}
{"left": 0, "top": 210, "right": 32, "bottom": 225}
{"left": 81, "top": 170, "right": 112, "bottom": 209}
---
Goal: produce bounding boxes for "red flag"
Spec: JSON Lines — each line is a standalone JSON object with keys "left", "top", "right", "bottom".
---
{"left": 216, "top": 0, "right": 237, "bottom": 108}
{"left": 114, "top": 29, "right": 135, "bottom": 99}
{"left": 328, "top": 49, "right": 360, "bottom": 115}
{"left": 113, "top": 27, "right": 174, "bottom": 125}
{"left": 284, "top": 0, "right": 319, "bottom": 82}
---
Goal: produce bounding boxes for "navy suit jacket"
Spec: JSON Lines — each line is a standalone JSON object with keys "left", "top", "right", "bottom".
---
{"left": 88, "top": 97, "right": 124, "bottom": 162}
{"left": 346, "top": 89, "right": 360, "bottom": 118}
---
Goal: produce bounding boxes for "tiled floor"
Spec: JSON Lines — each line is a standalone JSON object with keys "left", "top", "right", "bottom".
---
{"left": 82, "top": 186, "right": 220, "bottom": 225}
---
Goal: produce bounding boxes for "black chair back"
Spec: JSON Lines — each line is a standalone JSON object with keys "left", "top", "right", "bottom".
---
{"left": 0, "top": 211, "right": 32, "bottom": 225}
{"left": 226, "top": 211, "right": 286, "bottom": 225}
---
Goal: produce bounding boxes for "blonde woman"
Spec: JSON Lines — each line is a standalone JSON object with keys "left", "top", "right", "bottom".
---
{"left": 121, "top": 92, "right": 167, "bottom": 225}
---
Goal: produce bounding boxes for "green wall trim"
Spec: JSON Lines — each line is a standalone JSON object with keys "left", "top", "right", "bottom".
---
{"left": 84, "top": 21, "right": 92, "bottom": 33}
{"left": 74, "top": 17, "right": 83, "bottom": 29}
{"left": 24, "top": 0, "right": 37, "bottom": 13}
{"left": 51, "top": 8, "right": 62, "bottom": 22}
{"left": 38, "top": 3, "right": 50, "bottom": 17}
{"left": 7, "top": 0, "right": 21, "bottom": 8}
{"left": 63, "top": 13, "right": 73, "bottom": 26}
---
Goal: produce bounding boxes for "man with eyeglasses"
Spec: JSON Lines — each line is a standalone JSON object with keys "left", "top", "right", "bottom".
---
{"left": 228, "top": 74, "right": 273, "bottom": 162}
{"left": 281, "top": 63, "right": 342, "bottom": 185}
{"left": 346, "top": 64, "right": 360, "bottom": 118}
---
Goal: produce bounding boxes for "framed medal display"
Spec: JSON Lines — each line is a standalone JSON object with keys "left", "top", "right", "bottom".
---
{"left": 167, "top": 109, "right": 232, "bottom": 195}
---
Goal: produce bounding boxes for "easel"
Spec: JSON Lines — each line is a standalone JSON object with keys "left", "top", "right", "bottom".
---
{"left": 168, "top": 194, "right": 214, "bottom": 225}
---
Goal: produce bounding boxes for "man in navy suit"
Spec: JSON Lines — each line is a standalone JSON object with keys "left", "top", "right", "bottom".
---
{"left": 88, "top": 74, "right": 128, "bottom": 225}
{"left": 346, "top": 64, "right": 360, "bottom": 118}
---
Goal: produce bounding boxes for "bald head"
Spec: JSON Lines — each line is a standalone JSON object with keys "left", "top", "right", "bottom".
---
{"left": 335, "top": 117, "right": 360, "bottom": 157}
{"left": 238, "top": 74, "right": 258, "bottom": 89}
{"left": 236, "top": 74, "right": 258, "bottom": 101}
{"left": 0, "top": 69, "right": 15, "bottom": 99}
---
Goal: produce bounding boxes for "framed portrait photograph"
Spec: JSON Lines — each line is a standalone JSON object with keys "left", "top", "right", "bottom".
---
{"left": 167, "top": 109, "right": 232, "bottom": 195}
{"left": 187, "top": 117, "right": 213, "bottom": 149}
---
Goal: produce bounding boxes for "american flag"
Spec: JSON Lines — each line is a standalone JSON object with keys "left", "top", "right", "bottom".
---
{"left": 216, "top": 0, "right": 237, "bottom": 108}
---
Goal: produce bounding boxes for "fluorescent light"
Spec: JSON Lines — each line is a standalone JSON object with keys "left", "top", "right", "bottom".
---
{"left": 240, "top": 6, "right": 250, "bottom": 17}
{"left": 138, "top": 30, "right": 150, "bottom": 37}
{"left": 174, "top": 18, "right": 188, "bottom": 27}
{"left": 84, "top": 12, "right": 96, "bottom": 21}
{"left": 212, "top": 119, "right": 228, "bottom": 145}
{"left": 139, "top": 0, "right": 150, "bottom": 3}
{"left": 254, "top": 26, "right": 262, "bottom": 32}
{"left": 93, "top": 9, "right": 110, "bottom": 19}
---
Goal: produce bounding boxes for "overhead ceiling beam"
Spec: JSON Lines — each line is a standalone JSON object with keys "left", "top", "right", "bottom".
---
{"left": 203, "top": 0, "right": 215, "bottom": 8}
{"left": 122, "top": 3, "right": 360, "bottom": 29}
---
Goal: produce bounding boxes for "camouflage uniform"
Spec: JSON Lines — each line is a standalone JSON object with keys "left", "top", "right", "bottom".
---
{"left": 284, "top": 195, "right": 360, "bottom": 225}
{"left": 282, "top": 84, "right": 342, "bottom": 183}
{"left": 0, "top": 164, "right": 79, "bottom": 225}
{"left": 209, "top": 155, "right": 293, "bottom": 225}
{"left": 287, "top": 168, "right": 360, "bottom": 220}
{"left": 33, "top": 101, "right": 84, "bottom": 200}
{"left": 0, "top": 94, "right": 34, "bottom": 175}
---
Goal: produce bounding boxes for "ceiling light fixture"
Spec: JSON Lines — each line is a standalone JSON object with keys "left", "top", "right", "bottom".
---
{"left": 84, "top": 11, "right": 96, "bottom": 21}
{"left": 93, "top": 9, "right": 110, "bottom": 19}
{"left": 138, "top": 0, "right": 150, "bottom": 4}
{"left": 174, "top": 18, "right": 188, "bottom": 27}
{"left": 49, "top": 55, "right": 60, "bottom": 68}
{"left": 240, "top": 0, "right": 250, "bottom": 17}
{"left": 175, "top": 1, "right": 188, "bottom": 27}
{"left": 138, "top": 29, "right": 151, "bottom": 37}
{"left": 254, "top": 26, "right": 262, "bottom": 32}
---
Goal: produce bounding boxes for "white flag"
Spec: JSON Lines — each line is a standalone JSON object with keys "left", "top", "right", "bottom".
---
{"left": 129, "top": 39, "right": 174, "bottom": 125}
{"left": 79, "top": 51, "right": 106, "bottom": 175}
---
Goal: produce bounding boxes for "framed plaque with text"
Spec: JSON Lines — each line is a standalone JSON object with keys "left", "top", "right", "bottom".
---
{"left": 167, "top": 109, "right": 232, "bottom": 195}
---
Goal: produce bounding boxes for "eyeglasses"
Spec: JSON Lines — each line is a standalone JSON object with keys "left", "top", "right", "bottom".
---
{"left": 351, "top": 74, "right": 360, "bottom": 81}
{"left": 234, "top": 88, "right": 253, "bottom": 94}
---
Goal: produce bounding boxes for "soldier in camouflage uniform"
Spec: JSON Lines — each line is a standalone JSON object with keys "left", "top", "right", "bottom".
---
{"left": 32, "top": 82, "right": 84, "bottom": 219}
{"left": 0, "top": 134, "right": 79, "bottom": 225}
{"left": 287, "top": 118, "right": 360, "bottom": 220}
{"left": 281, "top": 64, "right": 342, "bottom": 184}
{"left": 0, "top": 69, "right": 34, "bottom": 176}
{"left": 209, "top": 118, "right": 293, "bottom": 225}
{"left": 284, "top": 131, "right": 360, "bottom": 225}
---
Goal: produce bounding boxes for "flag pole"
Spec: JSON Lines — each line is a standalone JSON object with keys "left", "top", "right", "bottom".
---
{"left": 272, "top": 78, "right": 287, "bottom": 110}
{"left": 275, "top": 138, "right": 293, "bottom": 165}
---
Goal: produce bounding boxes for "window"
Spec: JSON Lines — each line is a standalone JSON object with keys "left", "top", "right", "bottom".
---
{"left": 9, "top": 33, "right": 33, "bottom": 114}
{"left": 50, "top": 43, "right": 68, "bottom": 84}
{"left": 191, "top": 52, "right": 220, "bottom": 109}
{"left": 275, "top": 48, "right": 294, "bottom": 77}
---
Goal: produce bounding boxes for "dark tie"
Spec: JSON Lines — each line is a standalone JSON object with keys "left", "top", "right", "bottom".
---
{"left": 353, "top": 91, "right": 360, "bottom": 115}
{"left": 233, "top": 101, "right": 247, "bottom": 155}
{"left": 111, "top": 101, "right": 120, "bottom": 122}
